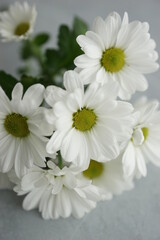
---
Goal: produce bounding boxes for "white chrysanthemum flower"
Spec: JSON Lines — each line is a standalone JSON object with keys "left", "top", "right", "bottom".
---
{"left": 44, "top": 70, "right": 134, "bottom": 169}
{"left": 74, "top": 12, "right": 159, "bottom": 100}
{"left": 9, "top": 160, "right": 102, "bottom": 219}
{"left": 0, "top": 83, "right": 53, "bottom": 178}
{"left": 0, "top": 1, "right": 37, "bottom": 42}
{"left": 81, "top": 156, "right": 134, "bottom": 200}
{"left": 122, "top": 97, "right": 160, "bottom": 178}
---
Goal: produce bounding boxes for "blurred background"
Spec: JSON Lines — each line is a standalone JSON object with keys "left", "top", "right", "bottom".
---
{"left": 0, "top": 0, "right": 160, "bottom": 240}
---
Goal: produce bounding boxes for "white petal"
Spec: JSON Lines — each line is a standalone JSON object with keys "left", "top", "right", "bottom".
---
{"left": 77, "top": 34, "right": 102, "bottom": 58}
{"left": 63, "top": 70, "right": 84, "bottom": 92}
{"left": 44, "top": 86, "right": 66, "bottom": 107}
{"left": 52, "top": 177, "right": 63, "bottom": 194}
{"left": 104, "top": 12, "right": 122, "bottom": 47}
{"left": 79, "top": 65, "right": 100, "bottom": 85}
{"left": 116, "top": 68, "right": 148, "bottom": 100}
{"left": 121, "top": 12, "right": 129, "bottom": 26}
{"left": 122, "top": 142, "right": 136, "bottom": 177}
{"left": 11, "top": 83, "right": 23, "bottom": 101}
{"left": 132, "top": 128, "right": 144, "bottom": 146}
{"left": 22, "top": 171, "right": 44, "bottom": 190}
{"left": 61, "top": 128, "right": 89, "bottom": 167}
{"left": 23, "top": 187, "right": 45, "bottom": 211}
{"left": 69, "top": 190, "right": 89, "bottom": 218}
{"left": 22, "top": 84, "right": 45, "bottom": 111}
{"left": 89, "top": 126, "right": 119, "bottom": 161}
{"left": 54, "top": 100, "right": 73, "bottom": 120}
{"left": 59, "top": 188, "right": 72, "bottom": 218}
{"left": 14, "top": 140, "right": 26, "bottom": 178}
{"left": 0, "top": 137, "right": 15, "bottom": 172}
{"left": 0, "top": 87, "right": 11, "bottom": 113}
{"left": 65, "top": 89, "right": 83, "bottom": 112}
{"left": 63, "top": 174, "right": 77, "bottom": 189}
{"left": 93, "top": 16, "right": 111, "bottom": 49}
{"left": 135, "top": 148, "right": 147, "bottom": 177}
{"left": 96, "top": 67, "right": 107, "bottom": 85}
{"left": 144, "top": 139, "right": 160, "bottom": 167}
{"left": 74, "top": 54, "right": 99, "bottom": 68}
{"left": 46, "top": 131, "right": 66, "bottom": 154}
{"left": 86, "top": 31, "right": 105, "bottom": 50}
{"left": 140, "top": 101, "right": 159, "bottom": 124}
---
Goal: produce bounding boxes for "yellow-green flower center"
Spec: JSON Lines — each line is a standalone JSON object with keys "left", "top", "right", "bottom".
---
{"left": 14, "top": 22, "right": 30, "bottom": 36}
{"left": 72, "top": 107, "right": 97, "bottom": 131}
{"left": 142, "top": 127, "right": 149, "bottom": 141}
{"left": 83, "top": 160, "right": 104, "bottom": 179}
{"left": 4, "top": 113, "right": 30, "bottom": 138}
{"left": 101, "top": 47, "right": 125, "bottom": 73}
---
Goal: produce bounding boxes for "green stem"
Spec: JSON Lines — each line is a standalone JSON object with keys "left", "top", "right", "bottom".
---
{"left": 31, "top": 45, "right": 45, "bottom": 70}
{"left": 57, "top": 151, "right": 63, "bottom": 169}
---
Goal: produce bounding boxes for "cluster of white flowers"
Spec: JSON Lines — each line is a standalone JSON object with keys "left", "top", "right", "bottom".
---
{"left": 0, "top": 2, "right": 160, "bottom": 220}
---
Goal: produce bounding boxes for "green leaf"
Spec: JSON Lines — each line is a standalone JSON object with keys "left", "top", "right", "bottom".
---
{"left": 20, "top": 75, "right": 40, "bottom": 92}
{"left": 0, "top": 71, "right": 18, "bottom": 99}
{"left": 45, "top": 48, "right": 70, "bottom": 80}
{"left": 58, "top": 25, "right": 71, "bottom": 56}
{"left": 20, "top": 40, "right": 32, "bottom": 60}
{"left": 73, "top": 17, "right": 88, "bottom": 35}
{"left": 45, "top": 49, "right": 61, "bottom": 69}
{"left": 57, "top": 24, "right": 83, "bottom": 69}
{"left": 33, "top": 33, "right": 50, "bottom": 46}
{"left": 26, "top": 17, "right": 88, "bottom": 78}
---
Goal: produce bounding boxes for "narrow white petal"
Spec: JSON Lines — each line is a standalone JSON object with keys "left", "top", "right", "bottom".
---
{"left": 74, "top": 54, "right": 100, "bottom": 69}
{"left": 132, "top": 128, "right": 144, "bottom": 146}
{"left": 52, "top": 177, "right": 63, "bottom": 194}
{"left": 122, "top": 142, "right": 136, "bottom": 177}
{"left": 135, "top": 148, "right": 147, "bottom": 177}
{"left": 79, "top": 65, "right": 100, "bottom": 85}
{"left": 0, "top": 87, "right": 11, "bottom": 113}
{"left": 14, "top": 140, "right": 27, "bottom": 178}
{"left": 11, "top": 83, "right": 23, "bottom": 101}
{"left": 23, "top": 187, "right": 45, "bottom": 211}
{"left": 44, "top": 86, "right": 66, "bottom": 107}
{"left": 63, "top": 70, "right": 84, "bottom": 92}
{"left": 60, "top": 188, "right": 72, "bottom": 218}
{"left": 22, "top": 84, "right": 44, "bottom": 111}
{"left": 46, "top": 131, "right": 66, "bottom": 154}
{"left": 93, "top": 16, "right": 111, "bottom": 49}
{"left": 77, "top": 35, "right": 102, "bottom": 58}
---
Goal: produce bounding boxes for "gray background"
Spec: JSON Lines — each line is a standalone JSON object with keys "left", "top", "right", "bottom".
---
{"left": 0, "top": 0, "right": 160, "bottom": 239}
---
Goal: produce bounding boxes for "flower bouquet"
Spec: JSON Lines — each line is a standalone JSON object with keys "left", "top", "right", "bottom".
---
{"left": 0, "top": 1, "right": 159, "bottom": 220}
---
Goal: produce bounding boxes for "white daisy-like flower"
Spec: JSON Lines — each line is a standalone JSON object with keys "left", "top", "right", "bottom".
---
{"left": 0, "top": 1, "right": 37, "bottom": 42}
{"left": 9, "top": 160, "right": 102, "bottom": 219}
{"left": 0, "top": 83, "right": 53, "bottom": 178}
{"left": 81, "top": 155, "right": 134, "bottom": 200}
{"left": 74, "top": 12, "right": 159, "bottom": 100}
{"left": 44, "top": 70, "right": 134, "bottom": 169}
{"left": 122, "top": 97, "right": 160, "bottom": 178}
